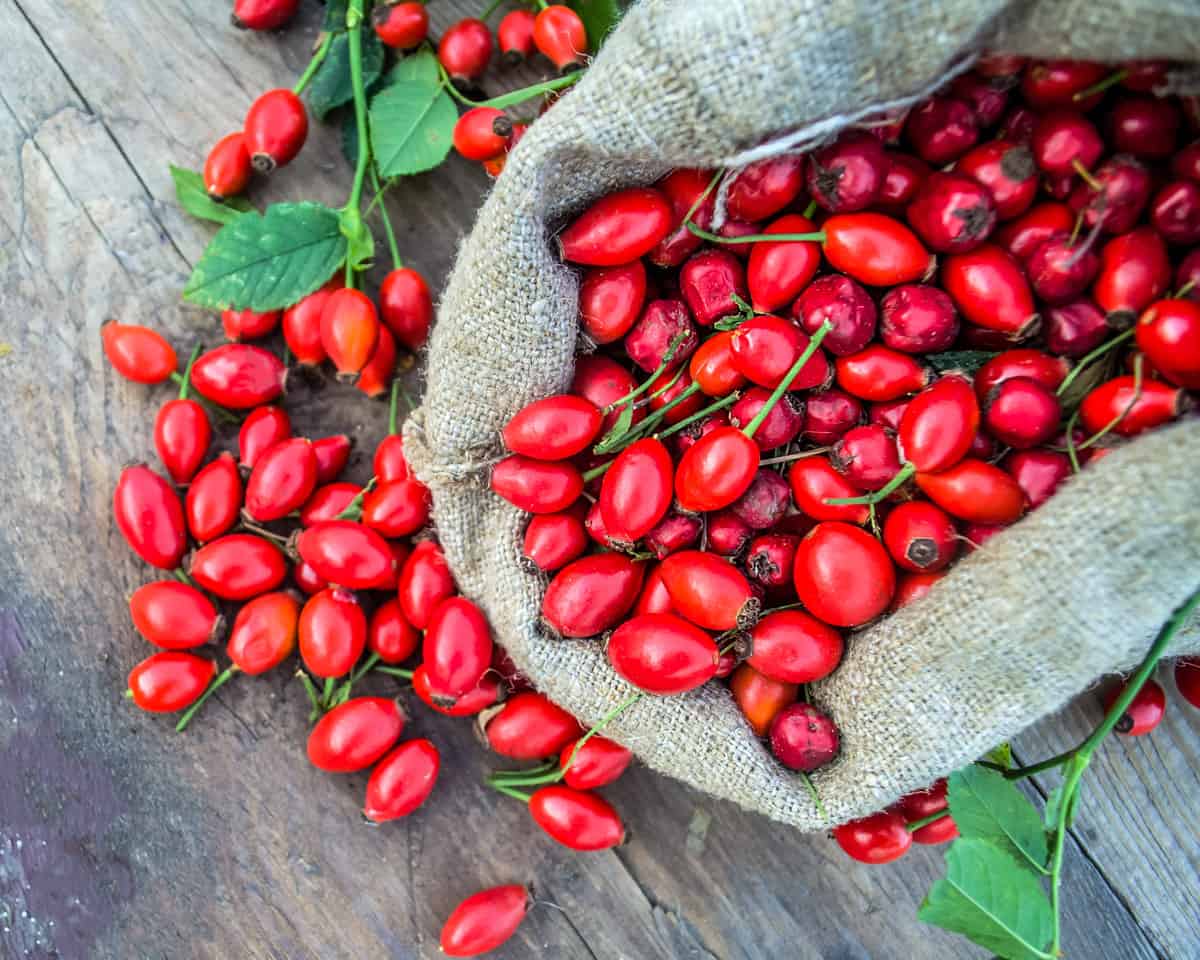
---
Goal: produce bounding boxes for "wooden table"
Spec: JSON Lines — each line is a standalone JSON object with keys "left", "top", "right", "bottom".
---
{"left": 2, "top": 2, "right": 1198, "bottom": 957}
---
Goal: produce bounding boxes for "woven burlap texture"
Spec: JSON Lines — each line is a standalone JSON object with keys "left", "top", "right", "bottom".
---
{"left": 404, "top": 0, "right": 1200, "bottom": 830}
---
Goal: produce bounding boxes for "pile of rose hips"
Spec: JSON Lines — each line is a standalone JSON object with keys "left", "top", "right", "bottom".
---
{"left": 490, "top": 53, "right": 1200, "bottom": 867}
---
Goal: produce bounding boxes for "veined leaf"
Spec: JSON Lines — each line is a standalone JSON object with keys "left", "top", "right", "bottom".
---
{"left": 949, "top": 765, "right": 1049, "bottom": 875}
{"left": 370, "top": 79, "right": 457, "bottom": 177}
{"left": 183, "top": 202, "right": 347, "bottom": 311}
{"left": 323, "top": 0, "right": 348, "bottom": 32}
{"left": 568, "top": 0, "right": 623, "bottom": 50}
{"left": 918, "top": 838, "right": 1054, "bottom": 960}
{"left": 927, "top": 350, "right": 998, "bottom": 375}
{"left": 308, "top": 30, "right": 384, "bottom": 119}
{"left": 386, "top": 47, "right": 440, "bottom": 89}
{"left": 170, "top": 165, "right": 253, "bottom": 226}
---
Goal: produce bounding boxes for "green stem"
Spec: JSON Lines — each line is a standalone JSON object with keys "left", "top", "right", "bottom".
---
{"left": 1002, "top": 748, "right": 1076, "bottom": 781}
{"left": 438, "top": 63, "right": 581, "bottom": 108}
{"left": 169, "top": 373, "right": 239, "bottom": 424}
{"left": 388, "top": 378, "right": 402, "bottom": 435}
{"left": 489, "top": 760, "right": 559, "bottom": 781}
{"left": 490, "top": 782, "right": 533, "bottom": 803}
{"left": 178, "top": 344, "right": 201, "bottom": 400}
{"left": 824, "top": 462, "right": 915, "bottom": 507}
{"left": 376, "top": 666, "right": 414, "bottom": 679}
{"left": 1064, "top": 408, "right": 1083, "bottom": 474}
{"left": 682, "top": 170, "right": 722, "bottom": 228}
{"left": 296, "top": 670, "right": 322, "bottom": 715}
{"left": 561, "top": 693, "right": 640, "bottom": 773}
{"left": 335, "top": 477, "right": 377, "bottom": 520}
{"left": 1071, "top": 158, "right": 1101, "bottom": 191}
{"left": 1176, "top": 280, "right": 1196, "bottom": 300}
{"left": 346, "top": 0, "right": 370, "bottom": 215}
{"left": 685, "top": 222, "right": 825, "bottom": 245}
{"left": 175, "top": 666, "right": 237, "bottom": 732}
{"left": 601, "top": 334, "right": 687, "bottom": 413}
{"left": 759, "top": 446, "right": 831, "bottom": 466}
{"left": 1072, "top": 68, "right": 1128, "bottom": 102}
{"left": 655, "top": 391, "right": 740, "bottom": 441}
{"left": 595, "top": 380, "right": 703, "bottom": 455}
{"left": 743, "top": 321, "right": 832, "bottom": 439}
{"left": 905, "top": 809, "right": 949, "bottom": 833}
{"left": 173, "top": 568, "right": 195, "bottom": 586}
{"left": 802, "top": 199, "right": 818, "bottom": 219}
{"left": 582, "top": 460, "right": 612, "bottom": 483}
{"left": 321, "top": 676, "right": 336, "bottom": 709}
{"left": 370, "top": 166, "right": 403, "bottom": 270}
{"left": 1055, "top": 329, "right": 1134, "bottom": 397}
{"left": 293, "top": 33, "right": 334, "bottom": 96}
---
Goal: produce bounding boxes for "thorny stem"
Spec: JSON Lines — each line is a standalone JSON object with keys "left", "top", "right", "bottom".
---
{"left": 175, "top": 665, "right": 237, "bottom": 732}
{"left": 370, "top": 166, "right": 403, "bottom": 270}
{"left": 685, "top": 222, "right": 826, "bottom": 245}
{"left": 178, "top": 345, "right": 201, "bottom": 400}
{"left": 1055, "top": 329, "right": 1135, "bottom": 397}
{"left": 743, "top": 321, "right": 833, "bottom": 439}
{"left": 293, "top": 33, "right": 334, "bottom": 96}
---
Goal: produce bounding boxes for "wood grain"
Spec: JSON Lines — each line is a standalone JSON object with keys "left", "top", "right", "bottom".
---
{"left": 0, "top": 0, "right": 1195, "bottom": 957}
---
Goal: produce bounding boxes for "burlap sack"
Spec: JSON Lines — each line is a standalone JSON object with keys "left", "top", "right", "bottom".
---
{"left": 403, "top": 0, "right": 1200, "bottom": 830}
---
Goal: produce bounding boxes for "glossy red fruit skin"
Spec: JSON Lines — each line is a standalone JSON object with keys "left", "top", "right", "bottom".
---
{"left": 995, "top": 202, "right": 1075, "bottom": 262}
{"left": 726, "top": 155, "right": 805, "bottom": 221}
{"left": 127, "top": 653, "right": 216, "bottom": 713}
{"left": 373, "top": 1, "right": 429, "bottom": 49}
{"left": 891, "top": 570, "right": 946, "bottom": 609}
{"left": 835, "top": 345, "right": 930, "bottom": 402}
{"left": 423, "top": 596, "right": 493, "bottom": 698}
{"left": 362, "top": 478, "right": 430, "bottom": 538}
{"left": 237, "top": 407, "right": 290, "bottom": 472}
{"left": 296, "top": 520, "right": 397, "bottom": 591}
{"left": 572, "top": 355, "right": 644, "bottom": 434}
{"left": 915, "top": 459, "right": 1026, "bottom": 524}
{"left": 870, "top": 398, "right": 909, "bottom": 432}
{"left": 306, "top": 435, "right": 350, "bottom": 487}
{"left": 878, "top": 284, "right": 958, "bottom": 354}
{"left": 704, "top": 511, "right": 751, "bottom": 559}
{"left": 878, "top": 151, "right": 929, "bottom": 208}
{"left": 834, "top": 810, "right": 912, "bottom": 864}
{"left": 802, "top": 389, "right": 862, "bottom": 444}
{"left": 1177, "top": 250, "right": 1200, "bottom": 303}
{"left": 560, "top": 188, "right": 672, "bottom": 266}
{"left": 244, "top": 89, "right": 307, "bottom": 172}
{"left": 983, "top": 377, "right": 1061, "bottom": 449}
{"left": 130, "top": 581, "right": 220, "bottom": 650}
{"left": 681, "top": 249, "right": 748, "bottom": 326}
{"left": 559, "top": 735, "right": 633, "bottom": 790}
{"left": 674, "top": 426, "right": 760, "bottom": 513}
{"left": 483, "top": 691, "right": 583, "bottom": 759}
{"left": 453, "top": 107, "right": 511, "bottom": 162}
{"left": 974, "top": 349, "right": 1069, "bottom": 401}
{"left": 793, "top": 522, "right": 895, "bottom": 628}
{"left": 299, "top": 588, "right": 366, "bottom": 678}
{"left": 225, "top": 590, "right": 299, "bottom": 674}
{"left": 883, "top": 501, "right": 958, "bottom": 573}
{"left": 490, "top": 455, "right": 583, "bottom": 514}
{"left": 747, "top": 214, "right": 822, "bottom": 312}
{"left": 807, "top": 130, "right": 887, "bottom": 213}
{"left": 530, "top": 786, "right": 624, "bottom": 851}
{"left": 320, "top": 288, "right": 380, "bottom": 378}
{"left": 688, "top": 331, "right": 745, "bottom": 397}
{"left": 300, "top": 481, "right": 357, "bottom": 528}
{"left": 191, "top": 344, "right": 285, "bottom": 409}
{"left": 114, "top": 465, "right": 187, "bottom": 570}
{"left": 1137, "top": 299, "right": 1200, "bottom": 387}
{"left": 245, "top": 437, "right": 317, "bottom": 522}
{"left": 184, "top": 454, "right": 242, "bottom": 543}
{"left": 1110, "top": 95, "right": 1179, "bottom": 159}
{"left": 398, "top": 540, "right": 454, "bottom": 629}
{"left": 607, "top": 613, "right": 718, "bottom": 695}
{"left": 1004, "top": 449, "right": 1070, "bottom": 509}
{"left": 204, "top": 132, "right": 252, "bottom": 201}
{"left": 1027, "top": 234, "right": 1099, "bottom": 306}
{"left": 307, "top": 697, "right": 404, "bottom": 773}
{"left": 1079, "top": 376, "right": 1185, "bottom": 437}
{"left": 748, "top": 610, "right": 843, "bottom": 684}
{"left": 153, "top": 399, "right": 210, "bottom": 484}
{"left": 497, "top": 8, "right": 536, "bottom": 61}
{"left": 894, "top": 779, "right": 957, "bottom": 844}
{"left": 769, "top": 702, "right": 840, "bottom": 771}
{"left": 233, "top": 0, "right": 299, "bottom": 30}
{"left": 1021, "top": 60, "right": 1108, "bottom": 108}
{"left": 743, "top": 529, "right": 798, "bottom": 586}
{"left": 292, "top": 559, "right": 327, "bottom": 595}
{"left": 729, "top": 389, "right": 803, "bottom": 450}
{"left": 942, "top": 245, "right": 1038, "bottom": 340}
{"left": 1045, "top": 299, "right": 1111, "bottom": 357}
{"left": 542, "top": 553, "right": 644, "bottom": 638}
{"left": 1151, "top": 180, "right": 1200, "bottom": 245}
{"left": 363, "top": 739, "right": 439, "bottom": 824}
{"left": 523, "top": 507, "right": 587, "bottom": 572}
{"left": 580, "top": 261, "right": 647, "bottom": 344}
{"left": 598, "top": 438, "right": 673, "bottom": 543}
{"left": 101, "top": 322, "right": 177, "bottom": 384}
{"left": 440, "top": 885, "right": 529, "bottom": 959}
{"left": 414, "top": 663, "right": 500, "bottom": 715}
{"left": 822, "top": 213, "right": 932, "bottom": 287}
{"left": 906, "top": 96, "right": 979, "bottom": 165}
{"left": 365, "top": 438, "right": 406, "bottom": 488}
{"left": 831, "top": 424, "right": 900, "bottom": 492}
{"left": 1175, "top": 659, "right": 1200, "bottom": 710}
{"left": 189, "top": 534, "right": 286, "bottom": 600}
{"left": 1093, "top": 227, "right": 1172, "bottom": 322}
{"left": 788, "top": 457, "right": 870, "bottom": 525}
{"left": 1068, "top": 155, "right": 1152, "bottom": 235}
{"left": 956, "top": 140, "right": 1037, "bottom": 221}
{"left": 907, "top": 172, "right": 997, "bottom": 254}
{"left": 503, "top": 395, "right": 602, "bottom": 461}
{"left": 731, "top": 314, "right": 825, "bottom": 390}
{"left": 438, "top": 18, "right": 493, "bottom": 83}
{"left": 355, "top": 325, "right": 397, "bottom": 399}
{"left": 1103, "top": 678, "right": 1166, "bottom": 736}
{"left": 221, "top": 307, "right": 280, "bottom": 343}
{"left": 533, "top": 4, "right": 587, "bottom": 69}
{"left": 375, "top": 267, "right": 432, "bottom": 351}
{"left": 1031, "top": 110, "right": 1102, "bottom": 176}
{"left": 648, "top": 168, "right": 715, "bottom": 268}
{"left": 282, "top": 284, "right": 334, "bottom": 366}
{"left": 364, "top": 598, "right": 419, "bottom": 665}
{"left": 731, "top": 663, "right": 798, "bottom": 736}
{"left": 793, "top": 274, "right": 878, "bottom": 357}
{"left": 660, "top": 550, "right": 756, "bottom": 631}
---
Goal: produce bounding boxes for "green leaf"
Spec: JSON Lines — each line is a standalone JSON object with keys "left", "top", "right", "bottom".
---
{"left": 341, "top": 108, "right": 363, "bottom": 169}
{"left": 339, "top": 209, "right": 375, "bottom": 271}
{"left": 1058, "top": 350, "right": 1118, "bottom": 413}
{"left": 1042, "top": 785, "right": 1066, "bottom": 832}
{"left": 323, "top": 0, "right": 348, "bottom": 32}
{"left": 927, "top": 350, "right": 998, "bottom": 375}
{"left": 169, "top": 165, "right": 253, "bottom": 226}
{"left": 370, "top": 79, "right": 457, "bottom": 177}
{"left": 987, "top": 743, "right": 1014, "bottom": 770}
{"left": 386, "top": 46, "right": 441, "bottom": 89}
{"left": 183, "top": 202, "right": 347, "bottom": 311}
{"left": 949, "top": 766, "right": 1049, "bottom": 875}
{"left": 594, "top": 403, "right": 635, "bottom": 454}
{"left": 918, "top": 838, "right": 1054, "bottom": 960}
{"left": 568, "top": 0, "right": 624, "bottom": 50}
{"left": 307, "top": 30, "right": 384, "bottom": 119}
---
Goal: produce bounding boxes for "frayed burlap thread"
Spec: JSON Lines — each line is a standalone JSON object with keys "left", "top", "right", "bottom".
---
{"left": 404, "top": 0, "right": 1200, "bottom": 830}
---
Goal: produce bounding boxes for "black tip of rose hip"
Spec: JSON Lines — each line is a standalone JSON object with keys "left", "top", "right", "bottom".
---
{"left": 501, "top": 51, "right": 525, "bottom": 67}
{"left": 251, "top": 153, "right": 276, "bottom": 175}
{"left": 559, "top": 61, "right": 584, "bottom": 76}
{"left": 492, "top": 116, "right": 514, "bottom": 139}
{"left": 231, "top": 13, "right": 247, "bottom": 29}
{"left": 906, "top": 538, "right": 939, "bottom": 568}
{"left": 371, "top": 6, "right": 390, "bottom": 27}
{"left": 1114, "top": 713, "right": 1134, "bottom": 734}
{"left": 1105, "top": 309, "right": 1136, "bottom": 332}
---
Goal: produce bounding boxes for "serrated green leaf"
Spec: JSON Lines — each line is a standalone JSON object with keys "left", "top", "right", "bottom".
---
{"left": 323, "top": 0, "right": 348, "bottom": 32}
{"left": 949, "top": 766, "right": 1049, "bottom": 875}
{"left": 307, "top": 30, "right": 384, "bottom": 119}
{"left": 919, "top": 838, "right": 1054, "bottom": 960}
{"left": 341, "top": 108, "right": 362, "bottom": 169}
{"left": 183, "top": 202, "right": 347, "bottom": 311}
{"left": 169, "top": 165, "right": 253, "bottom": 226}
{"left": 594, "top": 403, "right": 635, "bottom": 454}
{"left": 568, "top": 0, "right": 623, "bottom": 50}
{"left": 386, "top": 46, "right": 441, "bottom": 89}
{"left": 927, "top": 350, "right": 999, "bottom": 375}
{"left": 370, "top": 79, "right": 457, "bottom": 177}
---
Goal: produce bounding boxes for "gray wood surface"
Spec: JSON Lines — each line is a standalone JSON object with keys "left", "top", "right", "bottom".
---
{"left": 0, "top": 1, "right": 1196, "bottom": 957}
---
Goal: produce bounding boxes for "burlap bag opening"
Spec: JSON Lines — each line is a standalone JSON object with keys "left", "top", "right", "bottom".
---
{"left": 403, "top": 0, "right": 1200, "bottom": 830}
